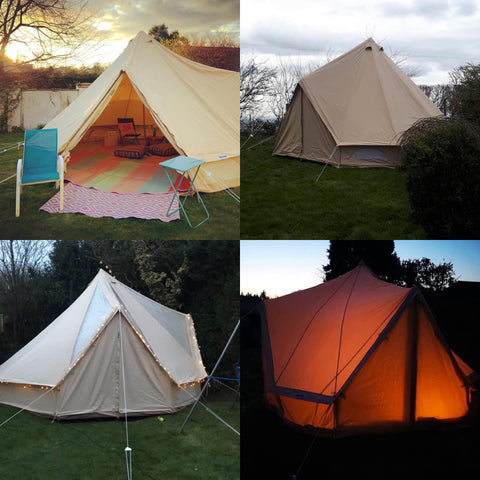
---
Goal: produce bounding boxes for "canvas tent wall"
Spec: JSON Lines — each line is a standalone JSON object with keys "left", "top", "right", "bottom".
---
{"left": 261, "top": 264, "right": 476, "bottom": 436}
{"left": 44, "top": 31, "right": 240, "bottom": 193}
{"left": 0, "top": 269, "right": 206, "bottom": 419}
{"left": 273, "top": 38, "right": 442, "bottom": 167}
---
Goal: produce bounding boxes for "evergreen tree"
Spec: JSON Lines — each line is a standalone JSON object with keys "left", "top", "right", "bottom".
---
{"left": 322, "top": 241, "right": 456, "bottom": 293}
{"left": 323, "top": 240, "right": 401, "bottom": 282}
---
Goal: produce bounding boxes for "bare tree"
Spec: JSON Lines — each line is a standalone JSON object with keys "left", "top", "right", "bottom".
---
{"left": 0, "top": 240, "right": 51, "bottom": 345}
{"left": 240, "top": 55, "right": 275, "bottom": 128}
{"left": 148, "top": 26, "right": 239, "bottom": 71}
{"left": 267, "top": 56, "right": 321, "bottom": 123}
{"left": 0, "top": 0, "right": 99, "bottom": 72}
{"left": 419, "top": 84, "right": 453, "bottom": 115}
{"left": 186, "top": 30, "right": 239, "bottom": 48}
{"left": 387, "top": 48, "right": 423, "bottom": 78}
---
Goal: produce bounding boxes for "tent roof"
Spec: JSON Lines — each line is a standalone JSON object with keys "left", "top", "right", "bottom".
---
{"left": 45, "top": 31, "right": 239, "bottom": 163}
{"left": 299, "top": 38, "right": 442, "bottom": 146}
{"left": 263, "top": 264, "right": 414, "bottom": 401}
{"left": 0, "top": 269, "right": 206, "bottom": 387}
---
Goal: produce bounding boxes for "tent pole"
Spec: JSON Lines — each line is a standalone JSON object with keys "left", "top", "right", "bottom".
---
{"left": 315, "top": 145, "right": 337, "bottom": 182}
{"left": 142, "top": 104, "right": 146, "bottom": 141}
{"left": 179, "top": 319, "right": 240, "bottom": 434}
{"left": 315, "top": 161, "right": 329, "bottom": 182}
{"left": 408, "top": 300, "right": 419, "bottom": 428}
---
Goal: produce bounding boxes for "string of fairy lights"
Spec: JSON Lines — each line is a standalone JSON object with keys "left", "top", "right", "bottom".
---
{"left": 0, "top": 266, "right": 206, "bottom": 394}
{"left": 99, "top": 260, "right": 115, "bottom": 278}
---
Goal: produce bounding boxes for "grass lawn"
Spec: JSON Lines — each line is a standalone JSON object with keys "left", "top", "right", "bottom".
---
{"left": 0, "top": 397, "right": 239, "bottom": 480}
{"left": 240, "top": 136, "right": 426, "bottom": 239}
{"left": 0, "top": 133, "right": 239, "bottom": 240}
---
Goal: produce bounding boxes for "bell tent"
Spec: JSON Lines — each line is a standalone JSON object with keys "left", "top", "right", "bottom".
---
{"left": 261, "top": 263, "right": 476, "bottom": 436}
{"left": 0, "top": 269, "right": 207, "bottom": 419}
{"left": 273, "top": 38, "right": 442, "bottom": 167}
{"left": 44, "top": 31, "right": 239, "bottom": 192}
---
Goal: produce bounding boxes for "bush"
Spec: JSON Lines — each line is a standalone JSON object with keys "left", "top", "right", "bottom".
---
{"left": 401, "top": 117, "right": 480, "bottom": 237}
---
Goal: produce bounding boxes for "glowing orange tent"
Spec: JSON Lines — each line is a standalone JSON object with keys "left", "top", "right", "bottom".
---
{"left": 261, "top": 263, "right": 476, "bottom": 436}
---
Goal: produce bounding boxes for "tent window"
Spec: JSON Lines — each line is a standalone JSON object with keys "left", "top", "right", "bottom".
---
{"left": 351, "top": 148, "right": 387, "bottom": 161}
{"left": 71, "top": 285, "right": 112, "bottom": 362}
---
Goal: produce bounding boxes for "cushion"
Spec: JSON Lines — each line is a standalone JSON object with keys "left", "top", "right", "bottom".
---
{"left": 114, "top": 145, "right": 145, "bottom": 159}
{"left": 148, "top": 143, "right": 177, "bottom": 156}
{"left": 146, "top": 136, "right": 166, "bottom": 146}
{"left": 118, "top": 122, "right": 136, "bottom": 137}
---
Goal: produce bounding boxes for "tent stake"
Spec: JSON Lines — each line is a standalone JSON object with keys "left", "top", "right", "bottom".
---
{"left": 179, "top": 319, "right": 240, "bottom": 434}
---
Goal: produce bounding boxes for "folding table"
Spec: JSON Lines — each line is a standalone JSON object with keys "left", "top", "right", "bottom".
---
{"left": 159, "top": 155, "right": 209, "bottom": 228}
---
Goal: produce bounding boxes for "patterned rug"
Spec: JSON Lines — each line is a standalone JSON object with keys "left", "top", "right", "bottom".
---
{"left": 40, "top": 182, "right": 180, "bottom": 221}
{"left": 65, "top": 143, "right": 190, "bottom": 194}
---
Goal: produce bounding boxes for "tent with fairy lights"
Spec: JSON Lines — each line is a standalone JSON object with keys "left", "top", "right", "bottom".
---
{"left": 0, "top": 269, "right": 207, "bottom": 419}
{"left": 261, "top": 263, "right": 477, "bottom": 436}
{"left": 43, "top": 30, "right": 239, "bottom": 193}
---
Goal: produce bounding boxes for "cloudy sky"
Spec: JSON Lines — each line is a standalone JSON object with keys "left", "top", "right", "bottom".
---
{"left": 87, "top": 0, "right": 239, "bottom": 64}
{"left": 241, "top": 0, "right": 480, "bottom": 85}
{"left": 6, "top": 0, "right": 239, "bottom": 66}
{"left": 241, "top": 240, "right": 480, "bottom": 298}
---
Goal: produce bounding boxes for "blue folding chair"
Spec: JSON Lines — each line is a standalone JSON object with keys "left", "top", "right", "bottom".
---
{"left": 16, "top": 129, "right": 64, "bottom": 217}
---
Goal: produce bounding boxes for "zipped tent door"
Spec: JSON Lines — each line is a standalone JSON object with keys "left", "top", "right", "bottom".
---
{"left": 55, "top": 316, "right": 121, "bottom": 418}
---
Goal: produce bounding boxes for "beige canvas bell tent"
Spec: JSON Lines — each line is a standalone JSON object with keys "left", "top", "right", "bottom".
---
{"left": 273, "top": 38, "right": 442, "bottom": 167}
{"left": 0, "top": 269, "right": 206, "bottom": 419}
{"left": 261, "top": 263, "right": 476, "bottom": 436}
{"left": 44, "top": 31, "right": 239, "bottom": 192}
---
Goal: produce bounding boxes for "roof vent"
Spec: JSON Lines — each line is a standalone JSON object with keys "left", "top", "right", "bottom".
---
{"left": 380, "top": 46, "right": 384, "bottom": 51}
{"left": 365, "top": 46, "right": 372, "bottom": 51}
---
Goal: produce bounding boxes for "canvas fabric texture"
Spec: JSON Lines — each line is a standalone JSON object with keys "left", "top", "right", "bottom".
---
{"left": 273, "top": 38, "right": 442, "bottom": 166}
{"left": 0, "top": 270, "right": 206, "bottom": 418}
{"left": 44, "top": 31, "right": 239, "bottom": 192}
{"left": 261, "top": 264, "right": 475, "bottom": 435}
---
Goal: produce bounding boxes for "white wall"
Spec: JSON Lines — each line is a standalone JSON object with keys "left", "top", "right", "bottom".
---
{"left": 9, "top": 85, "right": 90, "bottom": 131}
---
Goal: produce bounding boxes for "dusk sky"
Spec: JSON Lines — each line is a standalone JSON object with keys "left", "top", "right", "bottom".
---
{"left": 6, "top": 0, "right": 239, "bottom": 66}
{"left": 241, "top": 0, "right": 480, "bottom": 85}
{"left": 240, "top": 240, "right": 480, "bottom": 298}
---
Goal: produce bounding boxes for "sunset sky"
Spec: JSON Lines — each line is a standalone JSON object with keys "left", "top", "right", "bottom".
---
{"left": 6, "top": 0, "right": 239, "bottom": 66}
{"left": 241, "top": 240, "right": 480, "bottom": 298}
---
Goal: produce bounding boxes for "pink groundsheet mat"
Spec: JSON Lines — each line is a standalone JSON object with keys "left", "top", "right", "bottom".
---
{"left": 40, "top": 182, "right": 180, "bottom": 221}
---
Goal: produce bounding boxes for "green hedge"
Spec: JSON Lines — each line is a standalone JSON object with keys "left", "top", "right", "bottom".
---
{"left": 401, "top": 118, "right": 480, "bottom": 237}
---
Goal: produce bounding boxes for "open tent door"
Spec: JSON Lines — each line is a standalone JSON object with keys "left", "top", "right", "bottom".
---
{"left": 82, "top": 74, "right": 167, "bottom": 145}
{"left": 45, "top": 31, "right": 239, "bottom": 193}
